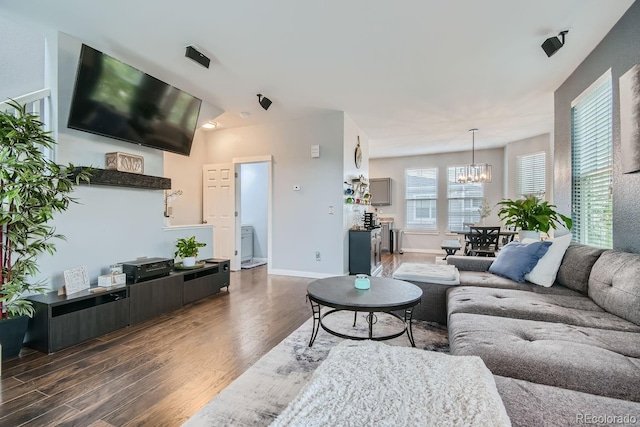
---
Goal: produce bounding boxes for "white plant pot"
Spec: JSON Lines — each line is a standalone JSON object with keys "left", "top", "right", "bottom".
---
{"left": 518, "top": 230, "right": 541, "bottom": 242}
{"left": 182, "top": 256, "right": 196, "bottom": 267}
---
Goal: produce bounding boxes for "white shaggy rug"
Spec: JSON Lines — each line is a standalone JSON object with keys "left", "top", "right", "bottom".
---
{"left": 272, "top": 340, "right": 510, "bottom": 427}
{"left": 184, "top": 311, "right": 449, "bottom": 426}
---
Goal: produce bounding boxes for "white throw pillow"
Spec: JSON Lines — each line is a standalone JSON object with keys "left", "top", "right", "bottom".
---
{"left": 523, "top": 234, "right": 572, "bottom": 287}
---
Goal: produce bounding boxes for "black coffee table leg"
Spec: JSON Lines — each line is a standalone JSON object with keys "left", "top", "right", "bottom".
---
{"left": 353, "top": 311, "right": 357, "bottom": 327}
{"left": 404, "top": 308, "right": 416, "bottom": 347}
{"left": 308, "top": 296, "right": 321, "bottom": 347}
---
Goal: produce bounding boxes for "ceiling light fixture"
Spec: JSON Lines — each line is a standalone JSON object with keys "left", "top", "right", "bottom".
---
{"left": 257, "top": 94, "right": 272, "bottom": 110}
{"left": 202, "top": 120, "right": 217, "bottom": 129}
{"left": 456, "top": 129, "right": 492, "bottom": 184}
{"left": 541, "top": 30, "right": 569, "bottom": 57}
{"left": 239, "top": 111, "right": 250, "bottom": 118}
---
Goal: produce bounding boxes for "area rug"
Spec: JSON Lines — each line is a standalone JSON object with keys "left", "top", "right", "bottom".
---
{"left": 272, "top": 340, "right": 510, "bottom": 427}
{"left": 184, "top": 311, "right": 448, "bottom": 426}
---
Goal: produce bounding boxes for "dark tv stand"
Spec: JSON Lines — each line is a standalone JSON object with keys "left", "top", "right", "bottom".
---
{"left": 26, "top": 259, "right": 230, "bottom": 353}
{"left": 26, "top": 287, "right": 129, "bottom": 353}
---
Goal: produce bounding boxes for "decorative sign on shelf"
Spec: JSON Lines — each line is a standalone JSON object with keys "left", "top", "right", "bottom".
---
{"left": 61, "top": 266, "right": 90, "bottom": 295}
{"left": 105, "top": 152, "right": 144, "bottom": 175}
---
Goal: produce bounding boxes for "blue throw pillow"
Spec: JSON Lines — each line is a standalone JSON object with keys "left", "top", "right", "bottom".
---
{"left": 489, "top": 241, "right": 553, "bottom": 283}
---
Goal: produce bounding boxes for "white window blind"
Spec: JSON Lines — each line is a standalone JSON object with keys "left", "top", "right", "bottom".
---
{"left": 517, "top": 152, "right": 546, "bottom": 197}
{"left": 447, "top": 167, "right": 483, "bottom": 231}
{"left": 571, "top": 72, "right": 613, "bottom": 248}
{"left": 405, "top": 168, "right": 437, "bottom": 230}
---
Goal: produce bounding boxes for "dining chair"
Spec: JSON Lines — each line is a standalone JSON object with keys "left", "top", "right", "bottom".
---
{"left": 461, "top": 222, "right": 476, "bottom": 255}
{"left": 501, "top": 225, "right": 516, "bottom": 247}
{"left": 468, "top": 226, "right": 501, "bottom": 257}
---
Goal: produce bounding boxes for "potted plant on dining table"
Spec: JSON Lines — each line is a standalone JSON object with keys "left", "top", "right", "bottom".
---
{"left": 496, "top": 195, "right": 572, "bottom": 241}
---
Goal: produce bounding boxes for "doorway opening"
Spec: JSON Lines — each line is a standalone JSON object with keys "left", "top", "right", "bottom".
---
{"left": 239, "top": 161, "right": 269, "bottom": 269}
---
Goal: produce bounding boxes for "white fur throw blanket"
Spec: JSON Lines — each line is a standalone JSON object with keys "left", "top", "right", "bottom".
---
{"left": 271, "top": 340, "right": 510, "bottom": 427}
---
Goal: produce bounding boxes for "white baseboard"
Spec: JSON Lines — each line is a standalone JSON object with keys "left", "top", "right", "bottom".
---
{"left": 398, "top": 248, "right": 444, "bottom": 255}
{"left": 267, "top": 268, "right": 346, "bottom": 279}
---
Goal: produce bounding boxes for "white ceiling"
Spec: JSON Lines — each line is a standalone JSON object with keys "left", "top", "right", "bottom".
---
{"left": 1, "top": 0, "right": 634, "bottom": 158}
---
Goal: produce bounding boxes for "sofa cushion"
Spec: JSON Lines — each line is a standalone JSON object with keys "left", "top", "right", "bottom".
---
{"left": 458, "top": 271, "right": 580, "bottom": 295}
{"left": 447, "top": 287, "right": 640, "bottom": 332}
{"left": 489, "top": 241, "right": 552, "bottom": 283}
{"left": 495, "top": 376, "right": 640, "bottom": 427}
{"left": 447, "top": 255, "right": 494, "bottom": 272}
{"left": 523, "top": 233, "right": 572, "bottom": 287}
{"left": 448, "top": 313, "right": 640, "bottom": 402}
{"left": 555, "top": 243, "right": 605, "bottom": 294}
{"left": 589, "top": 250, "right": 640, "bottom": 326}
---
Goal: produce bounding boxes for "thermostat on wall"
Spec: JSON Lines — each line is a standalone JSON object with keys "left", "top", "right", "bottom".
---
{"left": 311, "top": 145, "right": 320, "bottom": 158}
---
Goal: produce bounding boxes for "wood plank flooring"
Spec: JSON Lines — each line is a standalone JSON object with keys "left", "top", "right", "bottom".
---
{"left": 0, "top": 252, "right": 435, "bottom": 426}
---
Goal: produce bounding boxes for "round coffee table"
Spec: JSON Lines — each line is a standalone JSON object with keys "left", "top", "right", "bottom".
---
{"left": 306, "top": 276, "right": 422, "bottom": 347}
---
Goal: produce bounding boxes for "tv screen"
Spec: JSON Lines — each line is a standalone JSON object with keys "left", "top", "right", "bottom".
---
{"left": 68, "top": 44, "right": 202, "bottom": 156}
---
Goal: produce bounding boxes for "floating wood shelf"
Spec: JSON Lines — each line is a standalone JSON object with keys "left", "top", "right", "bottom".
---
{"left": 72, "top": 167, "right": 171, "bottom": 190}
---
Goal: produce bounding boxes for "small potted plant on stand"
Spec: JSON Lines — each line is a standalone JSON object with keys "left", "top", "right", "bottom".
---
{"left": 1, "top": 101, "right": 91, "bottom": 359}
{"left": 174, "top": 236, "right": 207, "bottom": 267}
{"left": 496, "top": 195, "right": 572, "bottom": 241}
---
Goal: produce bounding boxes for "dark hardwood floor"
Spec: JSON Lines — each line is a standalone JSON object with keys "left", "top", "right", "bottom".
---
{"left": 0, "top": 252, "right": 435, "bottom": 426}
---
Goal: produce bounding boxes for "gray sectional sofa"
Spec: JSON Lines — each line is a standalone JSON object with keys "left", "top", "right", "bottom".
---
{"left": 446, "top": 243, "right": 640, "bottom": 425}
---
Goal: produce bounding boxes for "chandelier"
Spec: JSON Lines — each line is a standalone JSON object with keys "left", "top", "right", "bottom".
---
{"left": 456, "top": 129, "right": 492, "bottom": 183}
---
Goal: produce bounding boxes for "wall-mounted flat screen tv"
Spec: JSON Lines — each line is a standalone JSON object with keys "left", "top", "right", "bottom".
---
{"left": 68, "top": 44, "right": 202, "bottom": 156}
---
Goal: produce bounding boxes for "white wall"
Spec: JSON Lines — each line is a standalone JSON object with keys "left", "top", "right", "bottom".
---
{"left": 369, "top": 147, "right": 505, "bottom": 252}
{"left": 241, "top": 162, "right": 268, "bottom": 259}
{"left": 163, "top": 129, "right": 209, "bottom": 225}
{"left": 34, "top": 32, "right": 214, "bottom": 290}
{"left": 0, "top": 16, "right": 45, "bottom": 101}
{"left": 503, "top": 133, "right": 552, "bottom": 201}
{"left": 202, "top": 111, "right": 347, "bottom": 277}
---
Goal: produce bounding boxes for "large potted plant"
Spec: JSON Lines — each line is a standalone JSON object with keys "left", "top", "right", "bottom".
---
{"left": 174, "top": 236, "right": 207, "bottom": 267}
{"left": 1, "top": 100, "right": 91, "bottom": 359}
{"left": 496, "top": 195, "right": 572, "bottom": 241}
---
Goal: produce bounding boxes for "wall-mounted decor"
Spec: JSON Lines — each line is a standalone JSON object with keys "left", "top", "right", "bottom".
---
{"left": 620, "top": 64, "right": 640, "bottom": 174}
{"left": 354, "top": 136, "right": 362, "bottom": 169}
{"left": 105, "top": 152, "right": 144, "bottom": 174}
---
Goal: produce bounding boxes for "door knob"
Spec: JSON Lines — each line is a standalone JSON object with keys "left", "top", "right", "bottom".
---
{"left": 203, "top": 220, "right": 208, "bottom": 224}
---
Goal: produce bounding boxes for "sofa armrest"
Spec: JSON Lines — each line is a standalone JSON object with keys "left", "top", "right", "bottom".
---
{"left": 447, "top": 255, "right": 494, "bottom": 272}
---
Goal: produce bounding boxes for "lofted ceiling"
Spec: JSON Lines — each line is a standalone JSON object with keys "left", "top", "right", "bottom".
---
{"left": 1, "top": 0, "right": 635, "bottom": 158}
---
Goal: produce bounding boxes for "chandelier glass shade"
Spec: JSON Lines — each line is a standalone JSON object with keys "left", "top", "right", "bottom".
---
{"left": 456, "top": 129, "right": 492, "bottom": 183}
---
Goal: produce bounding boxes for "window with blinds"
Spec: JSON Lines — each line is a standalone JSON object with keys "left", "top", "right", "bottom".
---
{"left": 517, "top": 152, "right": 546, "bottom": 197}
{"left": 447, "top": 167, "right": 483, "bottom": 231}
{"left": 571, "top": 71, "right": 613, "bottom": 248}
{"left": 405, "top": 168, "right": 437, "bottom": 230}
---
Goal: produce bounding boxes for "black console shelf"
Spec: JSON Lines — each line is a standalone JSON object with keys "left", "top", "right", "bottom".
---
{"left": 26, "top": 285, "right": 130, "bottom": 353}
{"left": 26, "top": 259, "right": 231, "bottom": 354}
{"left": 178, "top": 259, "right": 230, "bottom": 305}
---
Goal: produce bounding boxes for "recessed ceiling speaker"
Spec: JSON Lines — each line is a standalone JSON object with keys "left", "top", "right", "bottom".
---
{"left": 542, "top": 30, "right": 569, "bottom": 57}
{"left": 257, "top": 94, "right": 272, "bottom": 110}
{"left": 185, "top": 46, "right": 210, "bottom": 68}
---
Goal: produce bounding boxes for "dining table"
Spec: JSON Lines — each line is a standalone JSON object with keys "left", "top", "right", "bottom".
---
{"left": 451, "top": 228, "right": 518, "bottom": 255}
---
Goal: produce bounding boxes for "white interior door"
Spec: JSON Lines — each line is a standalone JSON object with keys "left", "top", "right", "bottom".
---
{"left": 203, "top": 163, "right": 238, "bottom": 270}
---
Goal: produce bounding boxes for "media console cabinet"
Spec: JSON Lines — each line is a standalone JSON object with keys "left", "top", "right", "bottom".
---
{"left": 25, "top": 259, "right": 230, "bottom": 353}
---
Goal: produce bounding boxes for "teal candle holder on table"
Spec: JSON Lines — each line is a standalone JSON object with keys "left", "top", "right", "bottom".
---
{"left": 354, "top": 274, "right": 370, "bottom": 290}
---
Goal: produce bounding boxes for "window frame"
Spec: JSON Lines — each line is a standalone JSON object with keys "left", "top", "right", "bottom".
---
{"left": 570, "top": 70, "right": 613, "bottom": 249}
{"left": 404, "top": 167, "right": 438, "bottom": 231}
{"left": 516, "top": 151, "right": 546, "bottom": 198}
{"left": 446, "top": 166, "right": 484, "bottom": 231}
